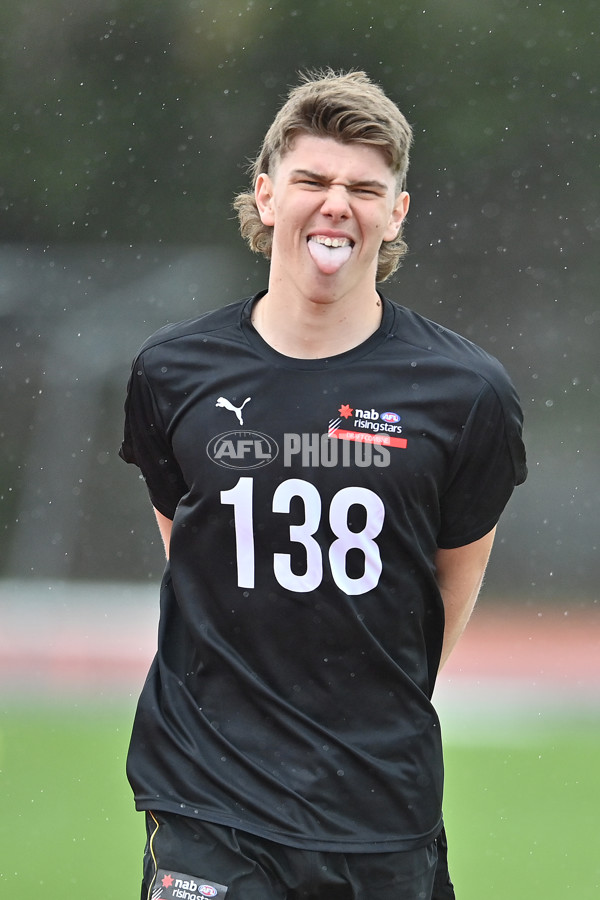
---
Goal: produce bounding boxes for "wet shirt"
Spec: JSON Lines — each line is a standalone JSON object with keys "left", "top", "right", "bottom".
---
{"left": 120, "top": 294, "right": 527, "bottom": 851}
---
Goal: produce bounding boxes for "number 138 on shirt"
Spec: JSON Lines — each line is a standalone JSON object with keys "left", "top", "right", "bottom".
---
{"left": 221, "top": 476, "right": 385, "bottom": 595}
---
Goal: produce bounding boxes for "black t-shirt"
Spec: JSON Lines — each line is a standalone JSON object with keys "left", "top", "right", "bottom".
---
{"left": 120, "top": 293, "right": 526, "bottom": 852}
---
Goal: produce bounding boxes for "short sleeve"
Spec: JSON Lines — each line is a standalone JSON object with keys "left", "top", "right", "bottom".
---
{"left": 437, "top": 379, "right": 527, "bottom": 548}
{"left": 119, "top": 355, "right": 188, "bottom": 519}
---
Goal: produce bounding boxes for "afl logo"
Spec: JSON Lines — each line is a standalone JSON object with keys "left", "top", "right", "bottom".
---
{"left": 207, "top": 430, "right": 279, "bottom": 469}
{"left": 199, "top": 887, "right": 218, "bottom": 898}
{"left": 381, "top": 411, "right": 401, "bottom": 424}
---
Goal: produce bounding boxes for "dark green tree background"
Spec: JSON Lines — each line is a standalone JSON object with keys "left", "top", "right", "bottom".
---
{"left": 0, "top": 0, "right": 598, "bottom": 596}
{"left": 1, "top": 0, "right": 597, "bottom": 247}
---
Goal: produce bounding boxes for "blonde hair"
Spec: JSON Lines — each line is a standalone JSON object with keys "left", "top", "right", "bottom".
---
{"left": 233, "top": 70, "right": 413, "bottom": 282}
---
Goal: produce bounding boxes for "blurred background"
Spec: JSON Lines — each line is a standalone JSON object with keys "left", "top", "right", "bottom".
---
{"left": 0, "top": 1, "right": 598, "bottom": 897}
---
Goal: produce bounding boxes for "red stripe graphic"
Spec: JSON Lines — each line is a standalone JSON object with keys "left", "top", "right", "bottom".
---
{"left": 329, "top": 428, "right": 407, "bottom": 449}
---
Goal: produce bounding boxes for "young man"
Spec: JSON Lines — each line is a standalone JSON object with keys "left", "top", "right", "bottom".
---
{"left": 120, "top": 70, "right": 527, "bottom": 900}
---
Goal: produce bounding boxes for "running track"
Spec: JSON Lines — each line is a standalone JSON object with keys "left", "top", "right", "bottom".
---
{"left": 1, "top": 581, "right": 598, "bottom": 724}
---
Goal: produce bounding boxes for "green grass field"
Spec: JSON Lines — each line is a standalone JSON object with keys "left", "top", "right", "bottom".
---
{"left": 443, "top": 723, "right": 600, "bottom": 898}
{"left": 1, "top": 703, "right": 599, "bottom": 899}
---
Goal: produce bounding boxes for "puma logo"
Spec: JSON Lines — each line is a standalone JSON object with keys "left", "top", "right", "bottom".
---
{"left": 216, "top": 396, "right": 252, "bottom": 426}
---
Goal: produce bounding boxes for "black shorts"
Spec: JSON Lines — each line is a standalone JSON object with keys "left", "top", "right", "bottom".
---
{"left": 140, "top": 811, "right": 455, "bottom": 900}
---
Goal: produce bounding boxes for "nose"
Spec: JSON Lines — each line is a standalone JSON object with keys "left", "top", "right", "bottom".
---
{"left": 319, "top": 184, "right": 352, "bottom": 219}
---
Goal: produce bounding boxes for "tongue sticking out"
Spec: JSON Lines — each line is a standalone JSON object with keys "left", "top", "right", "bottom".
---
{"left": 307, "top": 237, "right": 353, "bottom": 275}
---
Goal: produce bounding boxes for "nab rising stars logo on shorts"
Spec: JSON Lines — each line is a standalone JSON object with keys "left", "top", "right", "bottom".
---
{"left": 154, "top": 868, "right": 228, "bottom": 899}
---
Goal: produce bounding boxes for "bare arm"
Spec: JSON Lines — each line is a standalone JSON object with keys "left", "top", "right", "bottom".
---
{"left": 154, "top": 507, "right": 173, "bottom": 558}
{"left": 434, "top": 526, "right": 496, "bottom": 670}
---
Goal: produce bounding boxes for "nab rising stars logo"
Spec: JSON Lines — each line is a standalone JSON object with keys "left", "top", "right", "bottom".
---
{"left": 330, "top": 404, "right": 408, "bottom": 449}
{"left": 153, "top": 868, "right": 227, "bottom": 899}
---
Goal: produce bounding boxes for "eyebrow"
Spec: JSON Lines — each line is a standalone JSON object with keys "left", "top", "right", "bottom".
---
{"left": 290, "top": 169, "right": 389, "bottom": 192}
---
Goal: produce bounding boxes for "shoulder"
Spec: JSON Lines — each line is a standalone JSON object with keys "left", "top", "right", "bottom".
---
{"left": 385, "top": 297, "right": 517, "bottom": 400}
{"left": 133, "top": 297, "right": 250, "bottom": 360}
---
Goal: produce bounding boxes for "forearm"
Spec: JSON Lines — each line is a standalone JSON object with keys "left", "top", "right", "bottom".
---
{"left": 154, "top": 507, "right": 173, "bottom": 558}
{"left": 435, "top": 527, "right": 496, "bottom": 669}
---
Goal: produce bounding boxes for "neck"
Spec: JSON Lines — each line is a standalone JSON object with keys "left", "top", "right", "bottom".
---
{"left": 251, "top": 284, "right": 384, "bottom": 359}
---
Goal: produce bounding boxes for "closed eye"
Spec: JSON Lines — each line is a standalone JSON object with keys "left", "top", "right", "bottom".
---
{"left": 291, "top": 169, "right": 327, "bottom": 188}
{"left": 350, "top": 185, "right": 387, "bottom": 198}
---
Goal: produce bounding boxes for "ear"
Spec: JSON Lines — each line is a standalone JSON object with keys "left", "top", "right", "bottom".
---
{"left": 383, "top": 191, "right": 410, "bottom": 243}
{"left": 255, "top": 173, "right": 275, "bottom": 227}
